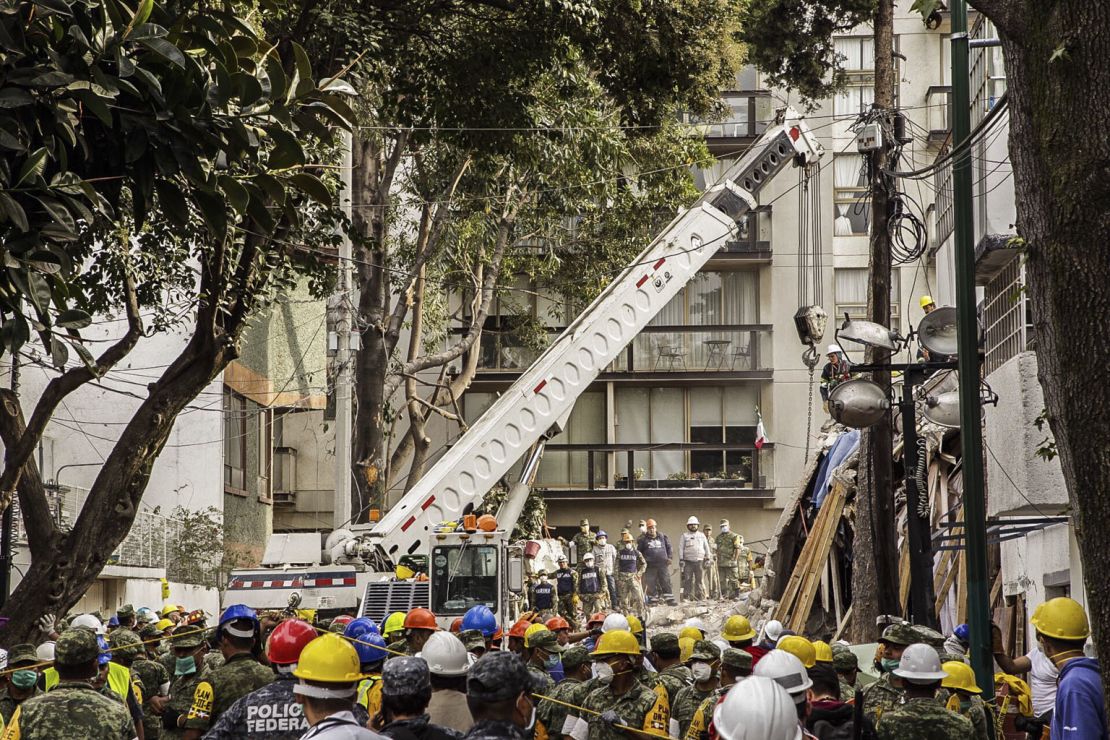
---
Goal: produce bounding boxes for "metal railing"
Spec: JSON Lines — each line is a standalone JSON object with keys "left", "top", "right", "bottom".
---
{"left": 610, "top": 326, "right": 773, "bottom": 373}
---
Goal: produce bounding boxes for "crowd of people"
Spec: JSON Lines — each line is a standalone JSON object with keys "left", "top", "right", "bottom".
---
{"left": 0, "top": 591, "right": 1101, "bottom": 739}
{"left": 533, "top": 518, "right": 763, "bottom": 624}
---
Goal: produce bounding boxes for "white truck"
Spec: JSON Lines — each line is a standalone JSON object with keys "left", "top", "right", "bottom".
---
{"left": 224, "top": 107, "right": 824, "bottom": 628}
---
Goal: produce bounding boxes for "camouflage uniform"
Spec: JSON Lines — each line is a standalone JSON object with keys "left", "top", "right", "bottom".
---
{"left": 1, "top": 630, "right": 133, "bottom": 740}
{"left": 554, "top": 565, "right": 579, "bottom": 626}
{"left": 615, "top": 543, "right": 647, "bottom": 619}
{"left": 685, "top": 685, "right": 731, "bottom": 740}
{"left": 577, "top": 562, "right": 609, "bottom": 620}
{"left": 572, "top": 520, "right": 595, "bottom": 564}
{"left": 575, "top": 682, "right": 670, "bottom": 740}
{"left": 537, "top": 646, "right": 590, "bottom": 737}
{"left": 701, "top": 527, "right": 720, "bottom": 599}
{"left": 832, "top": 644, "right": 860, "bottom": 703}
{"left": 652, "top": 664, "right": 692, "bottom": 707}
{"left": 714, "top": 527, "right": 745, "bottom": 597}
{"left": 875, "top": 696, "right": 975, "bottom": 739}
{"left": 958, "top": 695, "right": 992, "bottom": 740}
{"left": 183, "top": 651, "right": 273, "bottom": 734}
{"left": 111, "top": 628, "right": 169, "bottom": 740}
{"left": 0, "top": 643, "right": 41, "bottom": 724}
{"left": 671, "top": 684, "right": 714, "bottom": 739}
{"left": 862, "top": 673, "right": 904, "bottom": 726}
{"left": 160, "top": 628, "right": 214, "bottom": 739}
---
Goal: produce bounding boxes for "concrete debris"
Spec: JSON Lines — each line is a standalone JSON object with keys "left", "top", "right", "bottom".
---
{"left": 644, "top": 593, "right": 779, "bottom": 640}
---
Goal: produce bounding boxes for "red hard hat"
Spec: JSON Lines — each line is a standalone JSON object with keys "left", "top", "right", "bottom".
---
{"left": 588, "top": 612, "right": 607, "bottom": 626}
{"left": 508, "top": 618, "right": 532, "bottom": 639}
{"left": 266, "top": 619, "right": 317, "bottom": 665}
{"left": 450, "top": 617, "right": 464, "bottom": 633}
{"left": 331, "top": 615, "right": 354, "bottom": 627}
{"left": 546, "top": 616, "right": 570, "bottom": 632}
{"left": 404, "top": 608, "right": 439, "bottom": 631}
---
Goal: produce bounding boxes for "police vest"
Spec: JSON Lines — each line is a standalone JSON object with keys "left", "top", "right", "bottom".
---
{"left": 618, "top": 548, "right": 640, "bottom": 573}
{"left": 555, "top": 570, "right": 575, "bottom": 596}
{"left": 533, "top": 582, "right": 554, "bottom": 608}
{"left": 579, "top": 567, "right": 601, "bottom": 594}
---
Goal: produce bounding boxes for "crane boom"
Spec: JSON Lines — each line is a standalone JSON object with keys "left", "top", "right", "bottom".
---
{"left": 368, "top": 107, "right": 823, "bottom": 563}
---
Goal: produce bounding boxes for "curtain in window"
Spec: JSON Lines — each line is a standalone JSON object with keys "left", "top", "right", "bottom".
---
{"left": 835, "top": 155, "right": 866, "bottom": 189}
{"left": 721, "top": 272, "right": 758, "bottom": 324}
{"left": 834, "top": 37, "right": 874, "bottom": 71}
{"left": 615, "top": 388, "right": 650, "bottom": 474}
{"left": 650, "top": 389, "right": 684, "bottom": 478}
{"left": 835, "top": 268, "right": 868, "bottom": 308}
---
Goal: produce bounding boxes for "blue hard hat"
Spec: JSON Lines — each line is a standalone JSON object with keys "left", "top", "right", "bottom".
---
{"left": 343, "top": 616, "right": 381, "bottom": 658}
{"left": 461, "top": 605, "right": 497, "bottom": 638}
{"left": 596, "top": 530, "right": 607, "bottom": 538}
{"left": 219, "top": 604, "right": 259, "bottom": 626}
{"left": 108, "top": 615, "right": 119, "bottom": 627}
{"left": 954, "top": 623, "right": 970, "bottom": 642}
{"left": 97, "top": 635, "right": 111, "bottom": 665}
{"left": 351, "top": 631, "right": 388, "bottom": 665}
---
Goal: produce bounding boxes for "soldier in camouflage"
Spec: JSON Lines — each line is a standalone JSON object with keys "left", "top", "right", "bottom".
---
{"left": 832, "top": 643, "right": 861, "bottom": 704}
{"left": 565, "top": 630, "right": 669, "bottom": 740}
{"left": 522, "top": 629, "right": 561, "bottom": 696}
{"left": 182, "top": 605, "right": 272, "bottom": 737}
{"left": 572, "top": 519, "right": 594, "bottom": 565}
{"left": 110, "top": 627, "right": 169, "bottom": 740}
{"left": 862, "top": 622, "right": 918, "bottom": 726}
{"left": 554, "top": 556, "right": 580, "bottom": 627}
{"left": 2, "top": 629, "right": 134, "bottom": 739}
{"left": 714, "top": 520, "right": 745, "bottom": 598}
{"left": 463, "top": 652, "right": 538, "bottom": 740}
{"left": 701, "top": 525, "right": 720, "bottom": 600}
{"left": 150, "top": 625, "right": 211, "bottom": 738}
{"left": 0, "top": 644, "right": 41, "bottom": 724}
{"left": 537, "top": 645, "right": 592, "bottom": 739}
{"left": 877, "top": 644, "right": 975, "bottom": 739}
{"left": 684, "top": 648, "right": 751, "bottom": 740}
{"left": 648, "top": 633, "right": 691, "bottom": 708}
{"left": 577, "top": 553, "right": 608, "bottom": 620}
{"left": 670, "top": 641, "right": 720, "bottom": 738}
{"left": 615, "top": 532, "right": 647, "bottom": 619}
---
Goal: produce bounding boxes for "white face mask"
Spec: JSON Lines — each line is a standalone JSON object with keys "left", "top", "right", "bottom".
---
{"left": 522, "top": 699, "right": 536, "bottom": 731}
{"left": 592, "top": 661, "right": 615, "bottom": 684}
{"left": 623, "top": 543, "right": 633, "bottom": 550}
{"left": 640, "top": 526, "right": 647, "bottom": 534}
{"left": 691, "top": 662, "right": 713, "bottom": 682}
{"left": 539, "top": 576, "right": 548, "bottom": 583}
{"left": 720, "top": 526, "right": 729, "bottom": 533}
{"left": 584, "top": 560, "right": 594, "bottom": 567}
{"left": 597, "top": 538, "right": 607, "bottom": 546}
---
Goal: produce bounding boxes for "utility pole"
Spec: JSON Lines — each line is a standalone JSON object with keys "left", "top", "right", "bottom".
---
{"left": 333, "top": 132, "right": 354, "bottom": 531}
{"left": 950, "top": 0, "right": 994, "bottom": 706}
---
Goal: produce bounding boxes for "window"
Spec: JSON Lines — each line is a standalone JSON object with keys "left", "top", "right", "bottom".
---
{"left": 535, "top": 392, "right": 605, "bottom": 486}
{"left": 833, "top": 36, "right": 876, "bottom": 120}
{"left": 834, "top": 268, "right": 901, "bottom": 322}
{"left": 689, "top": 388, "right": 759, "bottom": 479}
{"left": 835, "top": 36, "right": 875, "bottom": 71}
{"left": 258, "top": 407, "right": 274, "bottom": 500}
{"left": 223, "top": 388, "right": 247, "bottom": 491}
{"left": 833, "top": 155, "right": 870, "bottom": 236}
{"left": 983, "top": 256, "right": 1033, "bottom": 374}
{"left": 430, "top": 544, "right": 499, "bottom": 615}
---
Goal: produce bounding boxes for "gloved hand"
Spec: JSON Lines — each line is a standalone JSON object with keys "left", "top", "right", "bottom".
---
{"left": 599, "top": 710, "right": 623, "bottom": 727}
{"left": 36, "top": 614, "right": 55, "bottom": 634}
{"left": 161, "top": 707, "right": 181, "bottom": 730}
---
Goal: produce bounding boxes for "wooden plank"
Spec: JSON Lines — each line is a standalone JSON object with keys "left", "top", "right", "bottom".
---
{"left": 789, "top": 482, "right": 849, "bottom": 632}
{"left": 833, "top": 604, "right": 853, "bottom": 641}
{"left": 898, "top": 542, "right": 911, "bottom": 613}
{"left": 830, "top": 547, "right": 845, "bottom": 628}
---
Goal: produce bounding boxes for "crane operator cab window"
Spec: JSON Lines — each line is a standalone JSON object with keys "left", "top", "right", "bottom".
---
{"left": 431, "top": 544, "right": 499, "bottom": 615}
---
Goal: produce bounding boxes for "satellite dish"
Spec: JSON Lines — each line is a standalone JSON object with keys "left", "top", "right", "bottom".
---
{"left": 922, "top": 390, "right": 962, "bottom": 428}
{"left": 917, "top": 307, "right": 959, "bottom": 357}
{"left": 838, "top": 318, "right": 900, "bottom": 352}
{"left": 828, "top": 379, "right": 891, "bottom": 428}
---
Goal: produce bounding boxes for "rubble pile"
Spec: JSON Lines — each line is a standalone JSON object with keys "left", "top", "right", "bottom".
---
{"left": 644, "top": 590, "right": 778, "bottom": 639}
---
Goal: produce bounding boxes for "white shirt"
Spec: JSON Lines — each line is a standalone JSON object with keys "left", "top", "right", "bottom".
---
{"left": 1025, "top": 648, "right": 1059, "bottom": 717}
{"left": 300, "top": 711, "right": 387, "bottom": 740}
{"left": 680, "top": 531, "right": 711, "bottom": 561}
{"left": 592, "top": 542, "right": 618, "bottom": 575}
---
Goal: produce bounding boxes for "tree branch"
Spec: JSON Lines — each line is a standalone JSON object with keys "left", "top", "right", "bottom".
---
{"left": 0, "top": 391, "right": 56, "bottom": 558}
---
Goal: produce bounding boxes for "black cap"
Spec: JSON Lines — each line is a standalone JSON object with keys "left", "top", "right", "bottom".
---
{"left": 467, "top": 651, "right": 532, "bottom": 702}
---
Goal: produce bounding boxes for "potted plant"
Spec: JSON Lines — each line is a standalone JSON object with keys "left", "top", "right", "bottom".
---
{"left": 614, "top": 474, "right": 628, "bottom": 489}
{"left": 660, "top": 471, "right": 691, "bottom": 489}
{"left": 703, "top": 470, "right": 735, "bottom": 489}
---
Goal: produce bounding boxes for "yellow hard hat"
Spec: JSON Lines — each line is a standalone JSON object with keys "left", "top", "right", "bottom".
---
{"left": 1032, "top": 597, "right": 1090, "bottom": 641}
{"left": 293, "top": 633, "right": 364, "bottom": 683}
{"left": 777, "top": 635, "right": 817, "bottom": 668}
{"left": 679, "top": 626, "right": 703, "bottom": 642}
{"left": 395, "top": 564, "right": 415, "bottom": 580}
{"left": 524, "top": 624, "right": 550, "bottom": 647}
{"left": 160, "top": 603, "right": 178, "bottom": 618}
{"left": 919, "top": 295, "right": 935, "bottom": 309}
{"left": 941, "top": 660, "right": 982, "bottom": 694}
{"left": 679, "top": 636, "right": 696, "bottom": 662}
{"left": 627, "top": 615, "right": 644, "bottom": 635}
{"left": 812, "top": 640, "right": 834, "bottom": 663}
{"left": 592, "top": 629, "right": 641, "bottom": 657}
{"left": 721, "top": 615, "right": 756, "bottom": 642}
{"left": 155, "top": 619, "right": 174, "bottom": 632}
{"left": 383, "top": 611, "right": 406, "bottom": 636}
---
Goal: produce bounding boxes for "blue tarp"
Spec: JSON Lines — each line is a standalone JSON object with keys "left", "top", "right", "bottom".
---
{"left": 812, "top": 429, "right": 860, "bottom": 510}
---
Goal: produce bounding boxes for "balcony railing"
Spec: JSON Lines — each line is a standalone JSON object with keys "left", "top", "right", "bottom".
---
{"left": 610, "top": 326, "right": 772, "bottom": 374}
{"left": 537, "top": 443, "right": 775, "bottom": 499}
{"left": 718, "top": 207, "right": 771, "bottom": 258}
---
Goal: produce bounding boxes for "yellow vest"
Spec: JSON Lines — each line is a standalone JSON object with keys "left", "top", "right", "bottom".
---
{"left": 357, "top": 674, "right": 383, "bottom": 715}
{"left": 45, "top": 663, "right": 129, "bottom": 702}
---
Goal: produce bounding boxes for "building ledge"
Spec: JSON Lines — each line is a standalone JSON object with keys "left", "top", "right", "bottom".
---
{"left": 975, "top": 233, "right": 1020, "bottom": 284}
{"left": 540, "top": 488, "right": 775, "bottom": 501}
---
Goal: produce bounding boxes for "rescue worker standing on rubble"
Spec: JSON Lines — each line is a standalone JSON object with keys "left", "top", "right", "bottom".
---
{"left": 616, "top": 532, "right": 647, "bottom": 619}
{"left": 554, "top": 556, "right": 579, "bottom": 627}
{"left": 679, "top": 517, "right": 710, "bottom": 602}
{"left": 701, "top": 524, "right": 719, "bottom": 600}
{"left": 592, "top": 531, "right": 618, "bottom": 608}
{"left": 530, "top": 571, "right": 556, "bottom": 615}
{"left": 577, "top": 552, "right": 608, "bottom": 618}
{"left": 572, "top": 519, "right": 594, "bottom": 564}
{"left": 637, "top": 519, "right": 673, "bottom": 604}
{"left": 715, "top": 520, "right": 745, "bottom": 599}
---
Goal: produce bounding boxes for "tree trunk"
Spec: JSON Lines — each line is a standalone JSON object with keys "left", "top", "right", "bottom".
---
{"left": 850, "top": 0, "right": 901, "bottom": 642}
{"left": 972, "top": 0, "right": 1110, "bottom": 709}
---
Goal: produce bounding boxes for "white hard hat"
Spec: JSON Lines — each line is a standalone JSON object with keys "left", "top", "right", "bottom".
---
{"left": 36, "top": 642, "right": 55, "bottom": 662}
{"left": 892, "top": 643, "right": 947, "bottom": 684}
{"left": 420, "top": 631, "right": 470, "bottom": 676}
{"left": 687, "top": 516, "right": 700, "bottom": 526}
{"left": 71, "top": 613, "right": 106, "bottom": 635}
{"left": 753, "top": 649, "right": 813, "bottom": 701}
{"left": 684, "top": 617, "right": 708, "bottom": 634}
{"left": 712, "top": 676, "right": 803, "bottom": 740}
{"left": 827, "top": 343, "right": 842, "bottom": 355}
{"left": 763, "top": 619, "right": 784, "bottom": 643}
{"left": 601, "top": 613, "right": 630, "bottom": 633}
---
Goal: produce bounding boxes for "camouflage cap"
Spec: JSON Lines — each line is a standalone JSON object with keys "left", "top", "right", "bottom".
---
{"left": 139, "top": 623, "right": 162, "bottom": 640}
{"left": 832, "top": 647, "right": 859, "bottom": 672}
{"left": 116, "top": 604, "right": 135, "bottom": 619}
{"left": 527, "top": 629, "right": 565, "bottom": 653}
{"left": 720, "top": 648, "right": 752, "bottom": 672}
{"left": 688, "top": 640, "right": 722, "bottom": 663}
{"left": 458, "top": 629, "right": 487, "bottom": 652}
{"left": 580, "top": 518, "right": 590, "bottom": 526}
{"left": 55, "top": 629, "right": 101, "bottom": 666}
{"left": 651, "top": 633, "right": 679, "bottom": 653}
{"left": 912, "top": 625, "right": 946, "bottom": 650}
{"left": 7, "top": 643, "right": 38, "bottom": 666}
{"left": 939, "top": 651, "right": 968, "bottom": 664}
{"left": 561, "top": 645, "right": 591, "bottom": 671}
{"left": 170, "top": 626, "right": 208, "bottom": 649}
{"left": 381, "top": 656, "right": 431, "bottom": 697}
{"left": 878, "top": 623, "right": 919, "bottom": 647}
{"left": 467, "top": 651, "right": 532, "bottom": 702}
{"left": 108, "top": 629, "right": 144, "bottom": 660}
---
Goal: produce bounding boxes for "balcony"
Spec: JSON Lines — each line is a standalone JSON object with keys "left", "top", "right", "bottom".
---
{"left": 925, "top": 85, "right": 952, "bottom": 146}
{"left": 686, "top": 93, "right": 774, "bottom": 156}
{"left": 715, "top": 207, "right": 771, "bottom": 261}
{"left": 273, "top": 446, "right": 298, "bottom": 506}
{"left": 538, "top": 443, "right": 775, "bottom": 501}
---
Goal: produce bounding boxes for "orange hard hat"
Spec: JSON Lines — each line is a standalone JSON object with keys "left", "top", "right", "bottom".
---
{"left": 450, "top": 617, "right": 464, "bottom": 633}
{"left": 546, "top": 616, "right": 570, "bottom": 632}
{"left": 403, "top": 608, "right": 439, "bottom": 631}
{"left": 508, "top": 618, "right": 532, "bottom": 639}
{"left": 476, "top": 514, "right": 497, "bottom": 532}
{"left": 646, "top": 518, "right": 656, "bottom": 527}
{"left": 587, "top": 612, "right": 607, "bottom": 626}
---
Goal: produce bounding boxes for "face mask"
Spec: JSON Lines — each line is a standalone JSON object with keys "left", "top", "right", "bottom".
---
{"left": 597, "top": 538, "right": 607, "bottom": 546}
{"left": 539, "top": 576, "right": 548, "bottom": 583}
{"left": 880, "top": 658, "right": 900, "bottom": 673}
{"left": 522, "top": 700, "right": 537, "bottom": 731}
{"left": 691, "top": 663, "right": 713, "bottom": 682}
{"left": 640, "top": 526, "right": 647, "bottom": 534}
{"left": 960, "top": 700, "right": 972, "bottom": 712}
{"left": 544, "top": 653, "right": 561, "bottom": 670}
{"left": 720, "top": 526, "right": 729, "bottom": 533}
{"left": 175, "top": 656, "right": 197, "bottom": 677}
{"left": 584, "top": 560, "right": 594, "bottom": 568}
{"left": 624, "top": 543, "right": 633, "bottom": 550}
{"left": 592, "top": 661, "right": 615, "bottom": 685}
{"left": 11, "top": 670, "right": 37, "bottom": 690}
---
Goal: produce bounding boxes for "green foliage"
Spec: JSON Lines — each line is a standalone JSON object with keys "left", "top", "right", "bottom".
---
{"left": 738, "top": 0, "right": 878, "bottom": 104}
{"left": 1034, "top": 407, "right": 1058, "bottom": 461}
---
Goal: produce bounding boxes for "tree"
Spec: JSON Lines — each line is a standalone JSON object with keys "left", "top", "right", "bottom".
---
{"left": 268, "top": 0, "right": 746, "bottom": 516}
{"left": 0, "top": 0, "right": 349, "bottom": 642}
